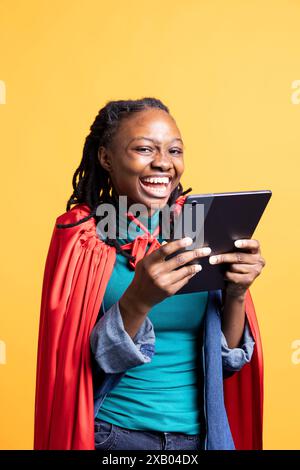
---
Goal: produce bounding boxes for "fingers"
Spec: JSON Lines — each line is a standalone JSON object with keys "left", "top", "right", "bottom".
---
{"left": 209, "top": 251, "right": 261, "bottom": 265}
{"left": 144, "top": 238, "right": 211, "bottom": 281}
{"left": 207, "top": 239, "right": 265, "bottom": 268}
{"left": 167, "top": 262, "right": 202, "bottom": 284}
{"left": 149, "top": 237, "right": 211, "bottom": 270}
{"left": 143, "top": 237, "right": 265, "bottom": 297}
{"left": 161, "top": 263, "right": 203, "bottom": 296}
{"left": 227, "top": 262, "right": 263, "bottom": 274}
{"left": 149, "top": 236, "right": 194, "bottom": 263}
{"left": 224, "top": 271, "right": 253, "bottom": 286}
{"left": 164, "top": 245, "right": 211, "bottom": 272}
{"left": 171, "top": 271, "right": 200, "bottom": 295}
{"left": 234, "top": 238, "right": 261, "bottom": 254}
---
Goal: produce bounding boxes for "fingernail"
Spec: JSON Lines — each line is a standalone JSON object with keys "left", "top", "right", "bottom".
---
{"left": 209, "top": 256, "right": 218, "bottom": 264}
{"left": 194, "top": 264, "right": 202, "bottom": 272}
{"left": 182, "top": 237, "right": 193, "bottom": 246}
{"left": 161, "top": 241, "right": 167, "bottom": 245}
{"left": 201, "top": 247, "right": 211, "bottom": 255}
{"left": 234, "top": 240, "right": 244, "bottom": 248}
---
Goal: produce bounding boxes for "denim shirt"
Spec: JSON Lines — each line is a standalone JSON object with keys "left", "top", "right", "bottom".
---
{"left": 90, "top": 289, "right": 255, "bottom": 450}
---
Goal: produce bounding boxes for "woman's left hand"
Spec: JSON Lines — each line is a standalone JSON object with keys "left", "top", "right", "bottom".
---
{"left": 208, "top": 239, "right": 266, "bottom": 298}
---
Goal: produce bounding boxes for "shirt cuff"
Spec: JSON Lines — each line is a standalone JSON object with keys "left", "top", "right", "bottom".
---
{"left": 90, "top": 300, "right": 156, "bottom": 374}
{"left": 221, "top": 317, "right": 255, "bottom": 372}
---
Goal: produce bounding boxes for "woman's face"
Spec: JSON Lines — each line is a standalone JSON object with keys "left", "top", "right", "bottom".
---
{"left": 98, "top": 108, "right": 185, "bottom": 215}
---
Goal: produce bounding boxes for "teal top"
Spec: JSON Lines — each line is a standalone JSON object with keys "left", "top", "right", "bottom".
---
{"left": 96, "top": 208, "right": 208, "bottom": 434}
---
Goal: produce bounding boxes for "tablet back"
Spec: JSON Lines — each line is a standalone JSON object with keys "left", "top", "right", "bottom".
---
{"left": 168, "top": 190, "right": 272, "bottom": 294}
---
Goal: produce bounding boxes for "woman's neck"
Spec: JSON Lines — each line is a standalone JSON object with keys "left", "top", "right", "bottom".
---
{"left": 117, "top": 206, "right": 160, "bottom": 241}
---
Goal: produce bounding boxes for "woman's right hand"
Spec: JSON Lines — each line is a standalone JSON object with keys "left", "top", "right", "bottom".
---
{"left": 120, "top": 237, "right": 212, "bottom": 316}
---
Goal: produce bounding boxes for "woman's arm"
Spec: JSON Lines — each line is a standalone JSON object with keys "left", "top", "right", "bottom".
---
{"left": 209, "top": 238, "right": 266, "bottom": 349}
{"left": 221, "top": 290, "right": 246, "bottom": 349}
{"left": 90, "top": 300, "right": 156, "bottom": 374}
{"left": 117, "top": 237, "right": 209, "bottom": 337}
{"left": 119, "top": 290, "right": 150, "bottom": 339}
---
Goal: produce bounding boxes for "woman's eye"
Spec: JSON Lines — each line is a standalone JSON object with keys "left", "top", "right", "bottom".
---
{"left": 134, "top": 147, "right": 183, "bottom": 155}
{"left": 135, "top": 147, "right": 152, "bottom": 152}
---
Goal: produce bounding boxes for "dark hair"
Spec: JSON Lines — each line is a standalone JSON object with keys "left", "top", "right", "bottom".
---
{"left": 61, "top": 97, "right": 192, "bottom": 263}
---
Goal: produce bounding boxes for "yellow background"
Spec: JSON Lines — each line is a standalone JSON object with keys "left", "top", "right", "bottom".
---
{"left": 0, "top": 0, "right": 299, "bottom": 450}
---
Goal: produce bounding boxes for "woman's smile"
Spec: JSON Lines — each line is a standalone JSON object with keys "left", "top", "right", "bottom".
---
{"left": 139, "top": 174, "right": 173, "bottom": 198}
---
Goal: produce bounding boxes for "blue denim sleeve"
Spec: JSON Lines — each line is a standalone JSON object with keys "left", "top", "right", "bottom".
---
{"left": 90, "top": 300, "right": 156, "bottom": 374}
{"left": 221, "top": 317, "right": 255, "bottom": 372}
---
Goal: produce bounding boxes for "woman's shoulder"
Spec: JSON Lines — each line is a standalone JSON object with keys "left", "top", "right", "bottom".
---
{"left": 49, "top": 203, "right": 111, "bottom": 254}
{"left": 55, "top": 203, "right": 93, "bottom": 228}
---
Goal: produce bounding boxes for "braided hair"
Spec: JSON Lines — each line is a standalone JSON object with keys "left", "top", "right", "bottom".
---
{"left": 61, "top": 97, "right": 192, "bottom": 263}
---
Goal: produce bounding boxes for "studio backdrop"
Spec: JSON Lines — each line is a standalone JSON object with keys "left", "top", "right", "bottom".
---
{"left": 0, "top": 0, "right": 299, "bottom": 450}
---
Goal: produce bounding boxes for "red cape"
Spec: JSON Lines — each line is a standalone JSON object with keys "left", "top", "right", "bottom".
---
{"left": 34, "top": 203, "right": 263, "bottom": 449}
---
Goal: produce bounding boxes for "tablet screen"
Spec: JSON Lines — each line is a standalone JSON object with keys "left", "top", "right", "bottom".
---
{"left": 165, "top": 190, "right": 272, "bottom": 294}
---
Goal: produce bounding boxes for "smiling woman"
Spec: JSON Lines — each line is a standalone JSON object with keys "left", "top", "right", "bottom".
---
{"left": 97, "top": 105, "right": 185, "bottom": 214}
{"left": 34, "top": 97, "right": 263, "bottom": 451}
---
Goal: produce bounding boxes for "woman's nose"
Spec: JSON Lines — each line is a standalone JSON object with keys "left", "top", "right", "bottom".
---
{"left": 151, "top": 150, "right": 173, "bottom": 170}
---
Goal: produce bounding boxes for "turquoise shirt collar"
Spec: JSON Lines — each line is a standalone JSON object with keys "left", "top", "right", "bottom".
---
{"left": 117, "top": 208, "right": 160, "bottom": 242}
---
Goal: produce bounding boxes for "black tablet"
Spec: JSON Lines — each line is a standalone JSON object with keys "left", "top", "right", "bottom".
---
{"left": 164, "top": 190, "right": 272, "bottom": 294}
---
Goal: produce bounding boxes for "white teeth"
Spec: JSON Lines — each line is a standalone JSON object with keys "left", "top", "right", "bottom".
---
{"left": 140, "top": 177, "right": 170, "bottom": 197}
{"left": 141, "top": 177, "right": 170, "bottom": 184}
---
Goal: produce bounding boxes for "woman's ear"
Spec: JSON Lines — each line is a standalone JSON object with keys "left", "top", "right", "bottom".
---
{"left": 98, "top": 146, "right": 112, "bottom": 173}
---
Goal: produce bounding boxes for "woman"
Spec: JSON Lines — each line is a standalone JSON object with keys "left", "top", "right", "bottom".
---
{"left": 34, "top": 98, "right": 265, "bottom": 450}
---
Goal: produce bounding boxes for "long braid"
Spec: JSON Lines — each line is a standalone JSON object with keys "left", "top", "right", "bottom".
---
{"left": 59, "top": 97, "right": 192, "bottom": 262}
